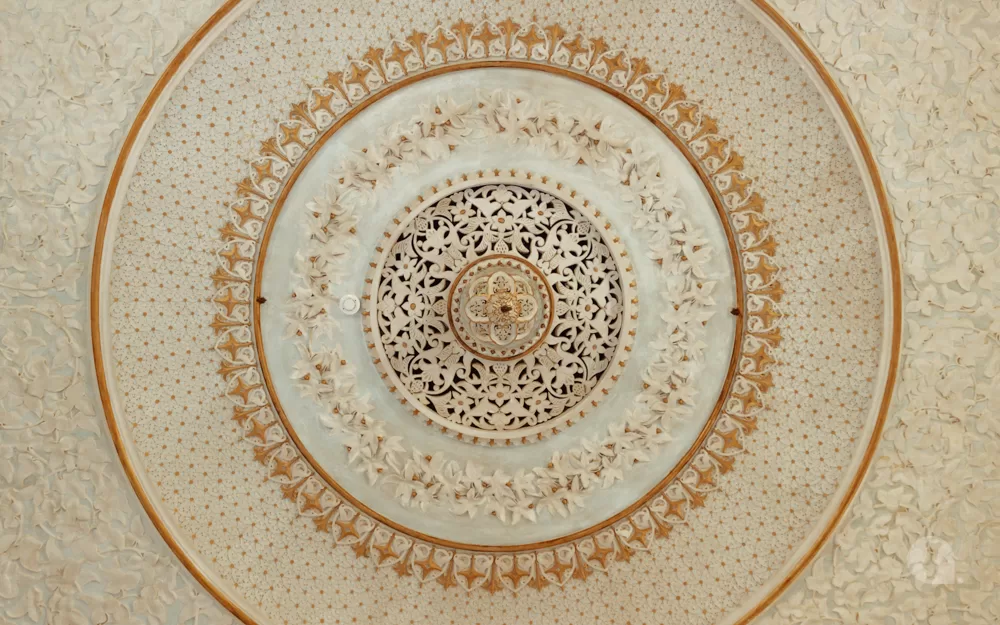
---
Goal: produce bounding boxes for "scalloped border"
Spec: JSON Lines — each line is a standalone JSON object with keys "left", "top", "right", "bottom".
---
{"left": 208, "top": 19, "right": 784, "bottom": 593}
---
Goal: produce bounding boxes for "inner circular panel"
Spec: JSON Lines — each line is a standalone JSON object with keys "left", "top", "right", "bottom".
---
{"left": 257, "top": 68, "right": 738, "bottom": 545}
{"left": 367, "top": 179, "right": 630, "bottom": 440}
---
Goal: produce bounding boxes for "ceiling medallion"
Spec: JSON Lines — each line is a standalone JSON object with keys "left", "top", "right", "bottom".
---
{"left": 366, "top": 181, "right": 632, "bottom": 438}
{"left": 93, "top": 4, "right": 907, "bottom": 621}
{"left": 203, "top": 19, "right": 789, "bottom": 587}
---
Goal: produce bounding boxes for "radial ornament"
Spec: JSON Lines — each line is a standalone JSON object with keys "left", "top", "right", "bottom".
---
{"left": 92, "top": 2, "right": 900, "bottom": 624}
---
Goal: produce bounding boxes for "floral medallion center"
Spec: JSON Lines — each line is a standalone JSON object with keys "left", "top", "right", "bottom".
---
{"left": 450, "top": 256, "right": 552, "bottom": 358}
{"left": 365, "top": 181, "right": 633, "bottom": 438}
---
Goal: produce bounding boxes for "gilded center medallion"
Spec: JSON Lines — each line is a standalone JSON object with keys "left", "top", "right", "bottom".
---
{"left": 449, "top": 255, "right": 552, "bottom": 359}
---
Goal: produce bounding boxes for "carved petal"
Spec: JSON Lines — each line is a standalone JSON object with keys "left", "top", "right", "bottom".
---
{"left": 465, "top": 295, "right": 490, "bottom": 322}
{"left": 488, "top": 271, "right": 516, "bottom": 294}
{"left": 490, "top": 322, "right": 517, "bottom": 345}
{"left": 517, "top": 295, "right": 537, "bottom": 322}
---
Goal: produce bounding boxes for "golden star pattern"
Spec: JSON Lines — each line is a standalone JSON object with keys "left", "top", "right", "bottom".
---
{"left": 208, "top": 18, "right": 783, "bottom": 594}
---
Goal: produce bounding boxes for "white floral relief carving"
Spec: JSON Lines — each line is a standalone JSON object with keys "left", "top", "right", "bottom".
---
{"left": 371, "top": 182, "right": 628, "bottom": 433}
{"left": 283, "top": 91, "right": 710, "bottom": 522}
{"left": 757, "top": 0, "right": 1000, "bottom": 623}
{"left": 0, "top": 1, "right": 236, "bottom": 624}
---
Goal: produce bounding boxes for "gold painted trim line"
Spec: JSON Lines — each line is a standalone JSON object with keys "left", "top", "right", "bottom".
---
{"left": 90, "top": 3, "right": 259, "bottom": 625}
{"left": 727, "top": 1, "right": 903, "bottom": 623}
{"left": 247, "top": 60, "right": 748, "bottom": 550}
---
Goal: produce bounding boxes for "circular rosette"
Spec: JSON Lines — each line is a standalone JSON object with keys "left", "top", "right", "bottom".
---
{"left": 452, "top": 255, "right": 552, "bottom": 356}
{"left": 92, "top": 6, "right": 899, "bottom": 623}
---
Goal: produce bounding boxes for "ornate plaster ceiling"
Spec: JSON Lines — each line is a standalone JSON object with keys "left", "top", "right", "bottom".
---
{"left": 89, "top": 1, "right": 900, "bottom": 622}
{"left": 11, "top": 1, "right": 998, "bottom": 625}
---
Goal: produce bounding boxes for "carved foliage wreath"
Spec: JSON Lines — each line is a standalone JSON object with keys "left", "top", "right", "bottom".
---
{"left": 287, "top": 90, "right": 708, "bottom": 525}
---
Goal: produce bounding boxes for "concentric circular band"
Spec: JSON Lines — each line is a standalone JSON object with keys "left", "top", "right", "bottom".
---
{"left": 250, "top": 62, "right": 749, "bottom": 547}
{"left": 363, "top": 175, "right": 636, "bottom": 442}
{"left": 90, "top": 3, "right": 902, "bottom": 624}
